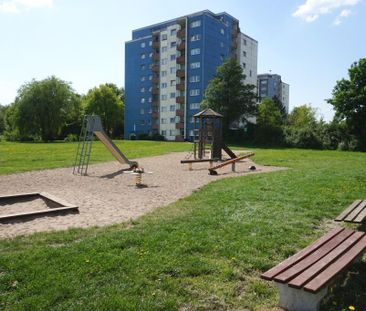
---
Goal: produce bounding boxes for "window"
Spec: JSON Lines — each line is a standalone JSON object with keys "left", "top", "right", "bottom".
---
{"left": 161, "top": 130, "right": 166, "bottom": 136}
{"left": 189, "top": 130, "right": 194, "bottom": 136}
{"left": 140, "top": 76, "right": 145, "bottom": 81}
{"left": 161, "top": 94, "right": 167, "bottom": 101}
{"left": 170, "top": 41, "right": 177, "bottom": 48}
{"left": 220, "top": 28, "right": 225, "bottom": 35}
{"left": 141, "top": 53, "right": 146, "bottom": 59}
{"left": 190, "top": 48, "right": 200, "bottom": 55}
{"left": 140, "top": 120, "right": 145, "bottom": 125}
{"left": 170, "top": 80, "right": 176, "bottom": 86}
{"left": 249, "top": 70, "right": 252, "bottom": 77}
{"left": 149, "top": 97, "right": 152, "bottom": 102}
{"left": 220, "top": 54, "right": 224, "bottom": 61}
{"left": 243, "top": 39, "right": 247, "bottom": 45}
{"left": 170, "top": 105, "right": 175, "bottom": 111}
{"left": 141, "top": 42, "right": 146, "bottom": 48}
{"left": 190, "top": 34, "right": 201, "bottom": 41}
{"left": 140, "top": 108, "right": 144, "bottom": 114}
{"left": 170, "top": 117, "right": 175, "bottom": 123}
{"left": 190, "top": 117, "right": 194, "bottom": 123}
{"left": 140, "top": 98, "right": 145, "bottom": 103}
{"left": 170, "top": 29, "right": 177, "bottom": 36}
{"left": 161, "top": 82, "right": 167, "bottom": 89}
{"left": 190, "top": 62, "right": 200, "bottom": 69}
{"left": 162, "top": 46, "right": 168, "bottom": 53}
{"left": 220, "top": 42, "right": 224, "bottom": 48}
{"left": 189, "top": 75, "right": 200, "bottom": 82}
{"left": 190, "top": 89, "right": 200, "bottom": 96}
{"left": 149, "top": 75, "right": 152, "bottom": 80}
{"left": 260, "top": 80, "right": 267, "bottom": 84}
{"left": 140, "top": 87, "right": 145, "bottom": 92}
{"left": 149, "top": 40, "right": 152, "bottom": 46}
{"left": 149, "top": 86, "right": 152, "bottom": 92}
{"left": 149, "top": 52, "right": 153, "bottom": 57}
{"left": 162, "top": 34, "right": 167, "bottom": 41}
{"left": 170, "top": 92, "right": 175, "bottom": 98}
{"left": 140, "top": 64, "right": 145, "bottom": 70}
{"left": 170, "top": 67, "right": 176, "bottom": 74}
{"left": 161, "top": 58, "right": 168, "bottom": 65}
{"left": 161, "top": 71, "right": 167, "bottom": 77}
{"left": 190, "top": 20, "right": 201, "bottom": 28}
{"left": 161, "top": 118, "right": 167, "bottom": 124}
{"left": 161, "top": 106, "right": 167, "bottom": 112}
{"left": 169, "top": 130, "right": 175, "bottom": 136}
{"left": 242, "top": 62, "right": 246, "bottom": 68}
{"left": 243, "top": 51, "right": 247, "bottom": 57}
{"left": 170, "top": 54, "right": 176, "bottom": 61}
{"left": 190, "top": 103, "right": 200, "bottom": 109}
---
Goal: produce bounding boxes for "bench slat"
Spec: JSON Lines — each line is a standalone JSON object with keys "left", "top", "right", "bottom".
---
{"left": 354, "top": 206, "right": 366, "bottom": 223}
{"left": 304, "top": 234, "right": 366, "bottom": 293}
{"left": 273, "top": 229, "right": 354, "bottom": 283}
{"left": 288, "top": 231, "right": 365, "bottom": 288}
{"left": 335, "top": 200, "right": 362, "bottom": 221}
{"left": 345, "top": 200, "right": 366, "bottom": 222}
{"left": 261, "top": 228, "right": 344, "bottom": 281}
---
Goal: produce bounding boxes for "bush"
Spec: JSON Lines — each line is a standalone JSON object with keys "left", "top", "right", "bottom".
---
{"left": 64, "top": 134, "right": 79, "bottom": 142}
{"left": 284, "top": 126, "right": 323, "bottom": 149}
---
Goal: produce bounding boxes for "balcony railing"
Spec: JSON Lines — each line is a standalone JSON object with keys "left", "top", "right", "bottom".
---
{"left": 175, "top": 135, "right": 184, "bottom": 142}
{"left": 152, "top": 87, "right": 159, "bottom": 95}
{"left": 176, "top": 69, "right": 185, "bottom": 78}
{"left": 152, "top": 76, "right": 159, "bottom": 84}
{"left": 151, "top": 124, "right": 159, "bottom": 130}
{"left": 175, "top": 122, "right": 184, "bottom": 129}
{"left": 177, "top": 29, "right": 185, "bottom": 38}
{"left": 151, "top": 64, "right": 159, "bottom": 72}
{"left": 176, "top": 96, "right": 185, "bottom": 104}
{"left": 231, "top": 41, "right": 238, "bottom": 49}
{"left": 177, "top": 42, "right": 186, "bottom": 51}
{"left": 151, "top": 112, "right": 159, "bottom": 118}
{"left": 176, "top": 83, "right": 185, "bottom": 91}
{"left": 152, "top": 41, "right": 159, "bottom": 49}
{"left": 176, "top": 109, "right": 184, "bottom": 117}
{"left": 152, "top": 53, "right": 160, "bottom": 61}
{"left": 176, "top": 56, "right": 185, "bottom": 64}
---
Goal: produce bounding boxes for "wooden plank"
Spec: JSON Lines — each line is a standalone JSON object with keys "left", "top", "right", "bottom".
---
{"left": 288, "top": 231, "right": 365, "bottom": 288}
{"left": 273, "top": 229, "right": 354, "bottom": 283}
{"left": 335, "top": 199, "right": 362, "bottom": 221}
{"left": 222, "top": 144, "right": 237, "bottom": 159}
{"left": 354, "top": 204, "right": 366, "bottom": 223}
{"left": 181, "top": 158, "right": 219, "bottom": 164}
{"left": 209, "top": 153, "right": 254, "bottom": 172}
{"left": 345, "top": 200, "right": 366, "bottom": 222}
{"left": 0, "top": 192, "right": 39, "bottom": 201}
{"left": 261, "top": 228, "right": 344, "bottom": 281}
{"left": 40, "top": 192, "right": 78, "bottom": 208}
{"left": 304, "top": 234, "right": 366, "bottom": 293}
{"left": 0, "top": 206, "right": 79, "bottom": 221}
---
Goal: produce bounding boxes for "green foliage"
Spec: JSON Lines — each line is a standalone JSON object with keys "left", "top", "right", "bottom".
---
{"left": 0, "top": 104, "right": 7, "bottom": 134}
{"left": 328, "top": 58, "right": 366, "bottom": 150}
{"left": 82, "top": 84, "right": 124, "bottom": 137}
{"left": 202, "top": 59, "right": 257, "bottom": 131}
{"left": 0, "top": 149, "right": 365, "bottom": 309}
{"left": 6, "top": 76, "right": 79, "bottom": 141}
{"left": 287, "top": 104, "right": 317, "bottom": 128}
{"left": 255, "top": 98, "right": 284, "bottom": 144}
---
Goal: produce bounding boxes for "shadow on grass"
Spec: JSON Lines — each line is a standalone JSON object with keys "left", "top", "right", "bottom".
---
{"left": 321, "top": 260, "right": 366, "bottom": 310}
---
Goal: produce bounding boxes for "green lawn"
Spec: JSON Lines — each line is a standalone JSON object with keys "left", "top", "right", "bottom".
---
{"left": 0, "top": 146, "right": 366, "bottom": 310}
{"left": 0, "top": 140, "right": 191, "bottom": 175}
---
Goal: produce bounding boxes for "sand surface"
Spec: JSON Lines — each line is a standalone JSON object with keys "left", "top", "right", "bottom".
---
{"left": 0, "top": 152, "right": 285, "bottom": 238}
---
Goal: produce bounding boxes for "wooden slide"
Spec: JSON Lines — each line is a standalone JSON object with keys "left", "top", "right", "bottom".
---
{"left": 94, "top": 130, "right": 138, "bottom": 169}
{"left": 208, "top": 152, "right": 255, "bottom": 175}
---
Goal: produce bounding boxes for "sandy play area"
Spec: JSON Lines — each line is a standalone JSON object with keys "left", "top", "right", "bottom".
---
{"left": 0, "top": 152, "right": 285, "bottom": 238}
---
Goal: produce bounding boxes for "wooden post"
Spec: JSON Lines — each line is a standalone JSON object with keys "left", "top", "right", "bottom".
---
{"left": 231, "top": 162, "right": 235, "bottom": 172}
{"left": 188, "top": 163, "right": 193, "bottom": 171}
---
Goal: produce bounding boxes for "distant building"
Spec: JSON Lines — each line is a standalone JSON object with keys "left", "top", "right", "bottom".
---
{"left": 257, "top": 73, "right": 289, "bottom": 113}
{"left": 124, "top": 10, "right": 258, "bottom": 141}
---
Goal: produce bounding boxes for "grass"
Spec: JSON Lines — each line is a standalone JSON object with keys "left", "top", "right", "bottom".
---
{"left": 0, "top": 140, "right": 191, "bottom": 175}
{"left": 0, "top": 146, "right": 366, "bottom": 310}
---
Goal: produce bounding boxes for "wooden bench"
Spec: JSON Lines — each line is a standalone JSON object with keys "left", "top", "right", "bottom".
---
{"left": 261, "top": 227, "right": 366, "bottom": 311}
{"left": 335, "top": 199, "right": 366, "bottom": 223}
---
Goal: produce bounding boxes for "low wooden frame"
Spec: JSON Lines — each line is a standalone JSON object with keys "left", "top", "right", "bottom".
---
{"left": 261, "top": 227, "right": 366, "bottom": 311}
{"left": 335, "top": 199, "right": 366, "bottom": 223}
{"left": 0, "top": 192, "right": 78, "bottom": 221}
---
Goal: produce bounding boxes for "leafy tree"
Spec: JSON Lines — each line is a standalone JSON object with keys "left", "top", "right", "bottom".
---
{"left": 82, "top": 84, "right": 124, "bottom": 136}
{"left": 287, "top": 104, "right": 317, "bottom": 128}
{"left": 0, "top": 104, "right": 7, "bottom": 134}
{"left": 11, "top": 76, "right": 79, "bottom": 141}
{"left": 256, "top": 98, "right": 283, "bottom": 144}
{"left": 272, "top": 95, "right": 287, "bottom": 120}
{"left": 202, "top": 59, "right": 257, "bottom": 131}
{"left": 327, "top": 58, "right": 366, "bottom": 150}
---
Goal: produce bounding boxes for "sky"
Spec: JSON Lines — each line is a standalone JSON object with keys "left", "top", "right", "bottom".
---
{"left": 0, "top": 0, "right": 365, "bottom": 121}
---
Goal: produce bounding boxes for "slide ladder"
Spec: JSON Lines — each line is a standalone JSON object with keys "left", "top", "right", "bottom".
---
{"left": 73, "top": 115, "right": 138, "bottom": 175}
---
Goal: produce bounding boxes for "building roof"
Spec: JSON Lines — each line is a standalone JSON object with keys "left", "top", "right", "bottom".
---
{"left": 193, "top": 108, "right": 223, "bottom": 118}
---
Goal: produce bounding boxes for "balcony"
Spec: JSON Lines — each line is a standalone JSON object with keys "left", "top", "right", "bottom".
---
{"left": 177, "top": 29, "right": 185, "bottom": 38}
{"left": 152, "top": 76, "right": 159, "bottom": 84}
{"left": 176, "top": 109, "right": 184, "bottom": 117}
{"left": 176, "top": 69, "right": 185, "bottom": 78}
{"left": 152, "top": 124, "right": 159, "bottom": 130}
{"left": 176, "top": 56, "right": 185, "bottom": 64}
{"left": 175, "top": 122, "right": 184, "bottom": 129}
{"left": 151, "top": 64, "right": 159, "bottom": 72}
{"left": 177, "top": 42, "right": 186, "bottom": 51}
{"left": 152, "top": 87, "right": 159, "bottom": 95}
{"left": 176, "top": 96, "right": 185, "bottom": 104}
{"left": 231, "top": 29, "right": 238, "bottom": 39}
{"left": 175, "top": 135, "right": 184, "bottom": 142}
{"left": 152, "top": 53, "right": 160, "bottom": 61}
{"left": 176, "top": 83, "right": 185, "bottom": 91}
{"left": 151, "top": 112, "right": 159, "bottom": 119}
{"left": 177, "top": 19, "right": 186, "bottom": 27}
{"left": 231, "top": 41, "right": 238, "bottom": 49}
{"left": 152, "top": 41, "right": 159, "bottom": 49}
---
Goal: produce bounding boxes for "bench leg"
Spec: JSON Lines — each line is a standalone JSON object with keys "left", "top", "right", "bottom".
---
{"left": 188, "top": 163, "right": 192, "bottom": 171}
{"left": 231, "top": 163, "right": 235, "bottom": 172}
{"left": 276, "top": 283, "right": 328, "bottom": 311}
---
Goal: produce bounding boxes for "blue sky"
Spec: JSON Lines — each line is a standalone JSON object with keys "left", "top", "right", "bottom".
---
{"left": 0, "top": 0, "right": 365, "bottom": 120}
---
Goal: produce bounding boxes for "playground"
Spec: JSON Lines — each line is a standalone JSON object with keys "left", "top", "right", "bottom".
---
{"left": 0, "top": 151, "right": 283, "bottom": 238}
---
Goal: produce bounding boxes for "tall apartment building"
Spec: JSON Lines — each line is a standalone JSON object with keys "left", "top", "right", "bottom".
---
{"left": 124, "top": 10, "right": 258, "bottom": 141}
{"left": 257, "top": 73, "right": 290, "bottom": 113}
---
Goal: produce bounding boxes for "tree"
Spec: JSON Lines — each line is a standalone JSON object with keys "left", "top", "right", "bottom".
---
{"left": 256, "top": 98, "right": 283, "bottom": 144}
{"left": 272, "top": 95, "right": 287, "bottom": 120}
{"left": 287, "top": 104, "right": 317, "bottom": 128}
{"left": 82, "top": 84, "right": 124, "bottom": 136}
{"left": 12, "top": 76, "right": 79, "bottom": 141}
{"left": 202, "top": 59, "right": 257, "bottom": 131}
{"left": 0, "top": 104, "right": 7, "bottom": 134}
{"left": 327, "top": 58, "right": 366, "bottom": 150}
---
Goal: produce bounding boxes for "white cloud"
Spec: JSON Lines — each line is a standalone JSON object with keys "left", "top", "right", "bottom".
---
{"left": 293, "top": 0, "right": 359, "bottom": 22}
{"left": 0, "top": 0, "right": 53, "bottom": 13}
{"left": 333, "top": 8, "right": 352, "bottom": 25}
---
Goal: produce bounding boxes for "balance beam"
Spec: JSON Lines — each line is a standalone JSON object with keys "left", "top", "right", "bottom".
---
{"left": 208, "top": 152, "right": 254, "bottom": 175}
